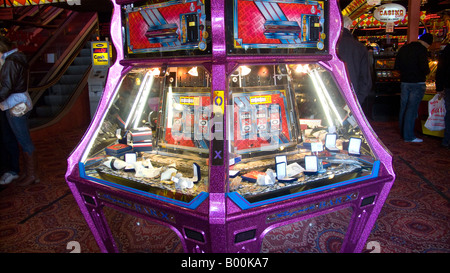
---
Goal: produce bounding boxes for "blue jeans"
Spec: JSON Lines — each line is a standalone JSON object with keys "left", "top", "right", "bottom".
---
{"left": 0, "top": 110, "right": 20, "bottom": 174}
{"left": 5, "top": 110, "right": 35, "bottom": 154}
{"left": 399, "top": 82, "right": 426, "bottom": 141}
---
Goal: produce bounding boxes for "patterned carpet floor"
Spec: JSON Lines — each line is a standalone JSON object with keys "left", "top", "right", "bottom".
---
{"left": 0, "top": 120, "right": 449, "bottom": 253}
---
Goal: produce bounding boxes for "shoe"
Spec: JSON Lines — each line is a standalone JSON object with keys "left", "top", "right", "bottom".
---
{"left": 16, "top": 152, "right": 40, "bottom": 186}
{"left": 405, "top": 138, "right": 423, "bottom": 143}
{"left": 0, "top": 172, "right": 19, "bottom": 185}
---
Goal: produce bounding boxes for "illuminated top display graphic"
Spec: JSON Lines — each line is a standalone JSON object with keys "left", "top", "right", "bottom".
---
{"left": 123, "top": 0, "right": 211, "bottom": 57}
{"left": 122, "top": 0, "right": 329, "bottom": 58}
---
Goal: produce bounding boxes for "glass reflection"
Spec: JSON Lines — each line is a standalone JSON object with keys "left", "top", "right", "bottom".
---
{"left": 80, "top": 66, "right": 211, "bottom": 203}
{"left": 228, "top": 63, "right": 376, "bottom": 203}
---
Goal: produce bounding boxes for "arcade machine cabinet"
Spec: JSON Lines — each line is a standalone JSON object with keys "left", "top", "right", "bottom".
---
{"left": 65, "top": 0, "right": 395, "bottom": 253}
{"left": 367, "top": 39, "right": 401, "bottom": 121}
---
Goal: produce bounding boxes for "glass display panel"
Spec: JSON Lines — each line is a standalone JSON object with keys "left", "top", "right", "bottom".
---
{"left": 79, "top": 66, "right": 211, "bottom": 206}
{"left": 102, "top": 206, "right": 183, "bottom": 253}
{"left": 226, "top": 0, "right": 329, "bottom": 55}
{"left": 261, "top": 207, "right": 353, "bottom": 253}
{"left": 374, "top": 58, "right": 395, "bottom": 70}
{"left": 228, "top": 64, "right": 378, "bottom": 206}
{"left": 374, "top": 57, "right": 400, "bottom": 82}
{"left": 123, "top": 0, "right": 212, "bottom": 58}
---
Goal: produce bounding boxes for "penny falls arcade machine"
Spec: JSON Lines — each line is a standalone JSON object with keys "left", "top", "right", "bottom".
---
{"left": 65, "top": 0, "right": 395, "bottom": 253}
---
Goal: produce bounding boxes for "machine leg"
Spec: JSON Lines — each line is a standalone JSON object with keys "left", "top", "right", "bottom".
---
{"left": 341, "top": 205, "right": 376, "bottom": 253}
{"left": 87, "top": 207, "right": 119, "bottom": 253}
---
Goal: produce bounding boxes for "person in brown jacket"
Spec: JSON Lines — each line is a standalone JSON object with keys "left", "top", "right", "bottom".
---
{"left": 0, "top": 36, "right": 39, "bottom": 186}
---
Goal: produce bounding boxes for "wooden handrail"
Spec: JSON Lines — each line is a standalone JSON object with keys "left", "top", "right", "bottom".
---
{"left": 27, "top": 10, "right": 75, "bottom": 68}
{"left": 29, "top": 12, "right": 98, "bottom": 104}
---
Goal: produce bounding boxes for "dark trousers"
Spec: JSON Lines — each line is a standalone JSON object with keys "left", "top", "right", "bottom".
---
{"left": 0, "top": 110, "right": 20, "bottom": 175}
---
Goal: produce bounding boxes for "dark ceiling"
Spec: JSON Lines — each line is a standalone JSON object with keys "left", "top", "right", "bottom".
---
{"left": 49, "top": 0, "right": 450, "bottom": 14}
{"left": 43, "top": 0, "right": 450, "bottom": 17}
{"left": 50, "top": 0, "right": 113, "bottom": 14}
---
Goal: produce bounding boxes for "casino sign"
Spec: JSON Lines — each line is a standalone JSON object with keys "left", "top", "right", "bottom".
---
{"left": 373, "top": 3, "right": 407, "bottom": 23}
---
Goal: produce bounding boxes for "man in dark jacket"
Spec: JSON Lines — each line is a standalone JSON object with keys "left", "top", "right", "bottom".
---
{"left": 0, "top": 35, "right": 38, "bottom": 186}
{"left": 435, "top": 44, "right": 450, "bottom": 148}
{"left": 337, "top": 16, "right": 372, "bottom": 105}
{"left": 394, "top": 33, "right": 433, "bottom": 143}
{"left": 0, "top": 50, "right": 29, "bottom": 101}
{"left": 0, "top": 36, "right": 20, "bottom": 186}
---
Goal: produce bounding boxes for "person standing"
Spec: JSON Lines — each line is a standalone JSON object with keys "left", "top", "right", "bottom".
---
{"left": 395, "top": 33, "right": 433, "bottom": 143}
{"left": 0, "top": 35, "right": 39, "bottom": 186}
{"left": 337, "top": 16, "right": 372, "bottom": 106}
{"left": 435, "top": 44, "right": 450, "bottom": 148}
{"left": 0, "top": 38, "right": 20, "bottom": 185}
{"left": 0, "top": 109, "right": 21, "bottom": 185}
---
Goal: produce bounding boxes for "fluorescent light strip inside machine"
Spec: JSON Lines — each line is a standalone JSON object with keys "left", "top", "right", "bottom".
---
{"left": 66, "top": 0, "right": 395, "bottom": 253}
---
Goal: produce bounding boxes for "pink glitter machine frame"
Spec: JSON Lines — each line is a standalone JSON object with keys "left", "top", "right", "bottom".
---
{"left": 65, "top": 0, "right": 395, "bottom": 253}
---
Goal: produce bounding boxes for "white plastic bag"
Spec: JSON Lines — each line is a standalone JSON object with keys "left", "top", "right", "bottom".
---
{"left": 424, "top": 94, "right": 446, "bottom": 131}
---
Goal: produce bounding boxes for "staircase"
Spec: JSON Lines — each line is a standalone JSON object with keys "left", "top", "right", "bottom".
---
{"left": 4, "top": 7, "right": 98, "bottom": 129}
{"left": 29, "top": 45, "right": 91, "bottom": 128}
{"left": 6, "top": 6, "right": 73, "bottom": 60}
